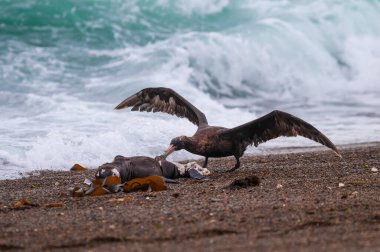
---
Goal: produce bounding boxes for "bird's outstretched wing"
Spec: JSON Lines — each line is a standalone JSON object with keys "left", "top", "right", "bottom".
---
{"left": 115, "top": 87, "right": 208, "bottom": 128}
{"left": 220, "top": 110, "right": 341, "bottom": 157}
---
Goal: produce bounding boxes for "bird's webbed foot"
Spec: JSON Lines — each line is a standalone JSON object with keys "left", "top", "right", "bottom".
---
{"left": 224, "top": 157, "right": 240, "bottom": 173}
{"left": 225, "top": 166, "right": 239, "bottom": 173}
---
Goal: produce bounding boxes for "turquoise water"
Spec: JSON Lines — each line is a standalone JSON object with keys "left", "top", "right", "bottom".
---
{"left": 1, "top": 0, "right": 380, "bottom": 178}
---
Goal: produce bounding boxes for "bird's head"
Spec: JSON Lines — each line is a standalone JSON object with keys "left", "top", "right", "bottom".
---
{"left": 162, "top": 136, "right": 188, "bottom": 158}
{"left": 95, "top": 163, "right": 120, "bottom": 179}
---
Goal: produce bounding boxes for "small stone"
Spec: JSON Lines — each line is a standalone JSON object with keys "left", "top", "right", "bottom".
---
{"left": 84, "top": 178, "right": 92, "bottom": 186}
{"left": 211, "top": 198, "right": 221, "bottom": 202}
{"left": 338, "top": 183, "right": 345, "bottom": 188}
{"left": 54, "top": 182, "right": 60, "bottom": 186}
{"left": 109, "top": 224, "right": 115, "bottom": 230}
{"left": 227, "top": 176, "right": 260, "bottom": 189}
{"left": 276, "top": 184, "right": 283, "bottom": 189}
{"left": 172, "top": 192, "right": 180, "bottom": 198}
{"left": 371, "top": 167, "right": 378, "bottom": 172}
{"left": 98, "top": 207, "right": 103, "bottom": 211}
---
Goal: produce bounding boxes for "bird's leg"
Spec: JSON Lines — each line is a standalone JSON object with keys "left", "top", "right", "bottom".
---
{"left": 226, "top": 156, "right": 240, "bottom": 172}
{"left": 203, "top": 157, "right": 208, "bottom": 168}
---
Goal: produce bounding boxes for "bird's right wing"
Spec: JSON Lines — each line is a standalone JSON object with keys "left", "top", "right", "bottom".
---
{"left": 115, "top": 87, "right": 208, "bottom": 128}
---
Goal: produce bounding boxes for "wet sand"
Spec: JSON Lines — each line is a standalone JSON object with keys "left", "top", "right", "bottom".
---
{"left": 0, "top": 143, "right": 379, "bottom": 251}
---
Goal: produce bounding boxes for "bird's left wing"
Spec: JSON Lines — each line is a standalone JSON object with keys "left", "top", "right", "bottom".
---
{"left": 220, "top": 110, "right": 341, "bottom": 157}
{"left": 115, "top": 87, "right": 208, "bottom": 128}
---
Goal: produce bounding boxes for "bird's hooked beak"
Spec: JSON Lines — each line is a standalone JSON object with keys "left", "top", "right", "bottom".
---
{"left": 163, "top": 144, "right": 176, "bottom": 158}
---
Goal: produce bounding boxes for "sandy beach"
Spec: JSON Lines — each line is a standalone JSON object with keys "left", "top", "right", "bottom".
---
{"left": 0, "top": 143, "right": 379, "bottom": 251}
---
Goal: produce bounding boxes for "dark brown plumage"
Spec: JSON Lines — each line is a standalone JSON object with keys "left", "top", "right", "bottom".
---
{"left": 115, "top": 87, "right": 341, "bottom": 172}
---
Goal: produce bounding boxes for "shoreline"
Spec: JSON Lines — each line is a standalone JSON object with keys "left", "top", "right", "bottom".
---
{"left": 0, "top": 143, "right": 379, "bottom": 251}
{"left": 244, "top": 141, "right": 380, "bottom": 156}
{"left": 2, "top": 141, "right": 379, "bottom": 181}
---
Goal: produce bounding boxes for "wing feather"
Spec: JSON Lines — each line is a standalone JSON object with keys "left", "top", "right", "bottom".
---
{"left": 221, "top": 110, "right": 341, "bottom": 157}
{"left": 115, "top": 87, "right": 208, "bottom": 127}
